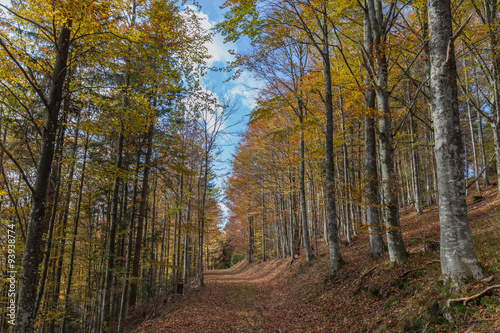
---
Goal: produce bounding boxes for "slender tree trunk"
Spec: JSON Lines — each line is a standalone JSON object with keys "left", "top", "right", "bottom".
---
{"left": 117, "top": 151, "right": 141, "bottom": 332}
{"left": 16, "top": 23, "right": 72, "bottom": 333}
{"left": 36, "top": 117, "right": 67, "bottom": 316}
{"left": 248, "top": 215, "right": 253, "bottom": 263}
{"left": 129, "top": 123, "right": 154, "bottom": 306}
{"left": 409, "top": 113, "right": 422, "bottom": 214}
{"left": 466, "top": 99, "right": 481, "bottom": 192}
{"left": 262, "top": 190, "right": 266, "bottom": 261}
{"left": 60, "top": 133, "right": 88, "bottom": 333}
{"left": 340, "top": 95, "right": 352, "bottom": 244}
{"left": 319, "top": 5, "right": 343, "bottom": 274}
{"left": 427, "top": 0, "right": 484, "bottom": 286}
{"left": 101, "top": 127, "right": 124, "bottom": 333}
{"left": 182, "top": 183, "right": 192, "bottom": 289}
{"left": 308, "top": 169, "right": 319, "bottom": 257}
{"left": 477, "top": 113, "right": 490, "bottom": 186}
{"left": 50, "top": 116, "right": 80, "bottom": 333}
{"left": 363, "top": 7, "right": 385, "bottom": 256}
{"left": 366, "top": 0, "right": 407, "bottom": 265}
{"left": 174, "top": 174, "right": 183, "bottom": 292}
{"left": 298, "top": 107, "right": 313, "bottom": 261}
{"left": 198, "top": 144, "right": 210, "bottom": 286}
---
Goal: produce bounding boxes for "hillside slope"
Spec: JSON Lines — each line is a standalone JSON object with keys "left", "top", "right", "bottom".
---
{"left": 127, "top": 186, "right": 500, "bottom": 333}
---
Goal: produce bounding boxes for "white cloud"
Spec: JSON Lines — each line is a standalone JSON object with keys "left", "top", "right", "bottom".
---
{"left": 218, "top": 201, "right": 229, "bottom": 227}
{"left": 229, "top": 71, "right": 264, "bottom": 110}
{"left": 187, "top": 6, "right": 234, "bottom": 66}
{"left": 185, "top": 87, "right": 228, "bottom": 136}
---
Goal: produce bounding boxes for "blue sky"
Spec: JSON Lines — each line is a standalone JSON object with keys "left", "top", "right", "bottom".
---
{"left": 193, "top": 0, "right": 262, "bottom": 223}
{"left": 193, "top": 2, "right": 260, "bottom": 182}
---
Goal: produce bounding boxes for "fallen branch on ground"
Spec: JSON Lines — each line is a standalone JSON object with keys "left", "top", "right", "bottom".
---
{"left": 351, "top": 264, "right": 382, "bottom": 293}
{"left": 449, "top": 284, "right": 500, "bottom": 305}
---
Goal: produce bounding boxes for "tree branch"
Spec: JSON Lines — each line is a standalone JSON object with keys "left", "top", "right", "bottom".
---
{"left": 448, "top": 285, "right": 500, "bottom": 305}
{"left": 0, "top": 140, "right": 34, "bottom": 193}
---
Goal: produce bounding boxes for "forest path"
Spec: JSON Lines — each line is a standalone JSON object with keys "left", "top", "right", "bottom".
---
{"left": 136, "top": 260, "right": 332, "bottom": 333}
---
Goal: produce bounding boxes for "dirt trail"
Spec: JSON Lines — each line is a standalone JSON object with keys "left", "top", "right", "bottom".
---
{"left": 135, "top": 260, "right": 332, "bottom": 333}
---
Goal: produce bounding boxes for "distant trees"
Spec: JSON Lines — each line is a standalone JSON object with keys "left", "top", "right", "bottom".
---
{"left": 220, "top": 0, "right": 490, "bottom": 288}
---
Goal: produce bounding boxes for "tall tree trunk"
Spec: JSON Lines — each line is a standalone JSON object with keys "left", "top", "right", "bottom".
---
{"left": 366, "top": 0, "right": 407, "bottom": 264}
{"left": 117, "top": 151, "right": 141, "bottom": 333}
{"left": 483, "top": 0, "right": 500, "bottom": 188}
{"left": 308, "top": 168, "right": 319, "bottom": 257}
{"left": 198, "top": 152, "right": 208, "bottom": 286}
{"left": 298, "top": 105, "right": 313, "bottom": 261}
{"left": 182, "top": 183, "right": 192, "bottom": 289}
{"left": 427, "top": 0, "right": 484, "bottom": 286}
{"left": 363, "top": 7, "right": 385, "bottom": 256}
{"left": 320, "top": 5, "right": 343, "bottom": 274}
{"left": 35, "top": 117, "right": 67, "bottom": 317}
{"left": 262, "top": 190, "right": 266, "bottom": 261}
{"left": 376, "top": 90, "right": 407, "bottom": 265}
{"left": 60, "top": 134, "right": 88, "bottom": 333}
{"left": 50, "top": 116, "right": 80, "bottom": 333}
{"left": 16, "top": 23, "right": 72, "bottom": 333}
{"left": 409, "top": 113, "right": 422, "bottom": 215}
{"left": 466, "top": 99, "right": 481, "bottom": 192}
{"left": 340, "top": 94, "right": 352, "bottom": 244}
{"left": 248, "top": 215, "right": 253, "bottom": 263}
{"left": 477, "top": 112, "right": 490, "bottom": 186}
{"left": 129, "top": 123, "right": 154, "bottom": 306}
{"left": 101, "top": 127, "right": 124, "bottom": 333}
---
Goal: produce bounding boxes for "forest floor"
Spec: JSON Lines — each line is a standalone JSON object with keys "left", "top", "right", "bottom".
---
{"left": 126, "top": 184, "right": 500, "bottom": 333}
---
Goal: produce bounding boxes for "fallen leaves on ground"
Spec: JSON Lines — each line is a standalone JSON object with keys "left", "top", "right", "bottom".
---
{"left": 128, "top": 184, "right": 500, "bottom": 333}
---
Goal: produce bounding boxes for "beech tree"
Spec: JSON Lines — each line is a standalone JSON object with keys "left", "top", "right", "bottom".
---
{"left": 427, "top": 0, "right": 483, "bottom": 286}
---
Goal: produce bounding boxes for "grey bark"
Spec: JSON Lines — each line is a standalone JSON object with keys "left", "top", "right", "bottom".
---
{"left": 198, "top": 145, "right": 209, "bottom": 286}
{"left": 477, "top": 112, "right": 489, "bottom": 186}
{"left": 365, "top": 0, "right": 407, "bottom": 264}
{"left": 182, "top": 182, "right": 192, "bottom": 288}
{"left": 409, "top": 113, "right": 422, "bottom": 215}
{"left": 299, "top": 106, "right": 313, "bottom": 261}
{"left": 466, "top": 99, "right": 481, "bottom": 192}
{"left": 363, "top": 3, "right": 385, "bottom": 257}
{"left": 320, "top": 4, "right": 343, "bottom": 273}
{"left": 427, "top": 0, "right": 484, "bottom": 286}
{"left": 339, "top": 93, "right": 352, "bottom": 244}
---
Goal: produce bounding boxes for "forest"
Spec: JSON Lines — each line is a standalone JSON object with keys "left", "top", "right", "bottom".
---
{"left": 0, "top": 0, "right": 499, "bottom": 332}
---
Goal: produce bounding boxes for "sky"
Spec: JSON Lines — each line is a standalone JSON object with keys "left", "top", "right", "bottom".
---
{"left": 195, "top": 0, "right": 261, "bottom": 224}
{"left": 193, "top": 1, "right": 262, "bottom": 223}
